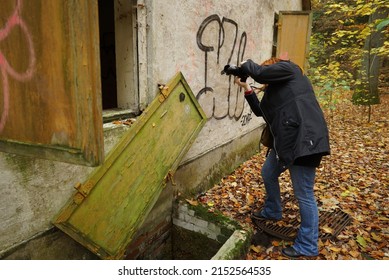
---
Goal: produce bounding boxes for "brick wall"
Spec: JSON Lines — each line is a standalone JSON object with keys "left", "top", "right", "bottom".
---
{"left": 173, "top": 202, "right": 236, "bottom": 244}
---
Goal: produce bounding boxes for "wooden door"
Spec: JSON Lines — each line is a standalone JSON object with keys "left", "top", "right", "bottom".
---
{"left": 276, "top": 11, "right": 312, "bottom": 72}
{"left": 54, "top": 72, "right": 207, "bottom": 259}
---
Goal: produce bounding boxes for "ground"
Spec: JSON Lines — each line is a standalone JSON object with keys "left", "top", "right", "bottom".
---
{"left": 196, "top": 92, "right": 388, "bottom": 260}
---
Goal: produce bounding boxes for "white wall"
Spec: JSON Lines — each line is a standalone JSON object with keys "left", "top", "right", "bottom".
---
{"left": 143, "top": 0, "right": 301, "bottom": 162}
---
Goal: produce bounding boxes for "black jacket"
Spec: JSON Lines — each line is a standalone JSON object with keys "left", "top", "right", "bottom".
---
{"left": 241, "top": 59, "right": 330, "bottom": 168}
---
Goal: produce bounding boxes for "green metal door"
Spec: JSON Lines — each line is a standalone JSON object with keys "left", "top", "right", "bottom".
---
{"left": 53, "top": 72, "right": 207, "bottom": 259}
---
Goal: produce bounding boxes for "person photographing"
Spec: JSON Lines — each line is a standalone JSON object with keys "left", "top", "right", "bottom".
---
{"left": 230, "top": 58, "right": 330, "bottom": 258}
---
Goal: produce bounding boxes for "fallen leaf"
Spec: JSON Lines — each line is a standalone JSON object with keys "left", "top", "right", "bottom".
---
{"left": 185, "top": 199, "right": 198, "bottom": 206}
{"left": 371, "top": 232, "right": 382, "bottom": 242}
{"left": 349, "top": 251, "right": 360, "bottom": 258}
{"left": 321, "top": 225, "right": 334, "bottom": 234}
{"left": 250, "top": 245, "right": 262, "bottom": 253}
{"left": 246, "top": 193, "right": 255, "bottom": 205}
{"left": 341, "top": 190, "right": 350, "bottom": 197}
{"left": 329, "top": 247, "right": 342, "bottom": 253}
{"left": 266, "top": 246, "right": 274, "bottom": 255}
{"left": 336, "top": 234, "right": 350, "bottom": 240}
{"left": 356, "top": 235, "right": 367, "bottom": 248}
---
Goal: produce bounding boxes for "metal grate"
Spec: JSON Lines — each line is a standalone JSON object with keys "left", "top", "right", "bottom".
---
{"left": 252, "top": 197, "right": 352, "bottom": 241}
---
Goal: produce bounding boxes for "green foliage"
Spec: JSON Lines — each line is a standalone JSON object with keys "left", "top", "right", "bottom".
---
{"left": 312, "top": 76, "right": 351, "bottom": 111}
{"left": 376, "top": 18, "right": 389, "bottom": 30}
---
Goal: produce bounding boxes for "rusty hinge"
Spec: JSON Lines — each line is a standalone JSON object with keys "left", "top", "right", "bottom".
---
{"left": 73, "top": 182, "right": 94, "bottom": 204}
{"left": 54, "top": 182, "right": 94, "bottom": 222}
{"left": 164, "top": 170, "right": 176, "bottom": 186}
{"left": 158, "top": 84, "right": 170, "bottom": 102}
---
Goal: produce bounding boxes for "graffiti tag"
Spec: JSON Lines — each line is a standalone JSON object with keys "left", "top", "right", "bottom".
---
{"left": 196, "top": 14, "right": 249, "bottom": 124}
{"left": 0, "top": 0, "right": 36, "bottom": 133}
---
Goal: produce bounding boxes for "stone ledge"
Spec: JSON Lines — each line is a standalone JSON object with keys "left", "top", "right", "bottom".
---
{"left": 211, "top": 230, "right": 252, "bottom": 260}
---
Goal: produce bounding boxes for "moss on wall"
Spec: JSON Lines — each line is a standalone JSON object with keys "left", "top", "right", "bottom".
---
{"left": 187, "top": 203, "right": 241, "bottom": 232}
{"left": 171, "top": 226, "right": 222, "bottom": 260}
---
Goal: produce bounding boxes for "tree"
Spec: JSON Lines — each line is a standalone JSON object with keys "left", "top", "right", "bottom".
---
{"left": 309, "top": 0, "right": 389, "bottom": 111}
{"left": 353, "top": 4, "right": 388, "bottom": 105}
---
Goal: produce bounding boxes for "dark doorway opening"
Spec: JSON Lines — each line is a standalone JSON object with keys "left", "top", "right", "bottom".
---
{"left": 98, "top": 0, "right": 118, "bottom": 109}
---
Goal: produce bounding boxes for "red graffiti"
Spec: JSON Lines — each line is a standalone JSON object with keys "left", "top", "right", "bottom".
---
{"left": 0, "top": 0, "right": 36, "bottom": 133}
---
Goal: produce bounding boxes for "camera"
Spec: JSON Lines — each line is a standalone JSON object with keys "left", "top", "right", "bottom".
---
{"left": 221, "top": 64, "right": 248, "bottom": 82}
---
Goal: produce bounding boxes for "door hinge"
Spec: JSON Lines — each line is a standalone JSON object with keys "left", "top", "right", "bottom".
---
{"left": 73, "top": 182, "right": 94, "bottom": 204}
{"left": 158, "top": 84, "right": 170, "bottom": 102}
{"left": 164, "top": 170, "right": 176, "bottom": 186}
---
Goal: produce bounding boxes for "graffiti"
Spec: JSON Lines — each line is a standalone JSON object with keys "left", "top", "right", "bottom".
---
{"left": 0, "top": 0, "right": 36, "bottom": 133}
{"left": 240, "top": 112, "right": 252, "bottom": 126}
{"left": 196, "top": 14, "right": 249, "bottom": 124}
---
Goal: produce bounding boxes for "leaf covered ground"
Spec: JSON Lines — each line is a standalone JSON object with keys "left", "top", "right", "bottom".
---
{"left": 195, "top": 92, "right": 388, "bottom": 260}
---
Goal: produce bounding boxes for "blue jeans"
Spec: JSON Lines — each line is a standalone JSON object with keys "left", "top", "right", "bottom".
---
{"left": 260, "top": 149, "right": 319, "bottom": 256}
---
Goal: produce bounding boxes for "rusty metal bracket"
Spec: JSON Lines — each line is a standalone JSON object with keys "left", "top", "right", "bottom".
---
{"left": 158, "top": 84, "right": 170, "bottom": 102}
{"left": 74, "top": 182, "right": 94, "bottom": 196}
{"left": 73, "top": 182, "right": 94, "bottom": 204}
{"left": 164, "top": 170, "right": 176, "bottom": 186}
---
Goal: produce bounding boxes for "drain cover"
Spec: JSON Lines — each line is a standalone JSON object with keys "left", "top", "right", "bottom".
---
{"left": 252, "top": 197, "right": 352, "bottom": 241}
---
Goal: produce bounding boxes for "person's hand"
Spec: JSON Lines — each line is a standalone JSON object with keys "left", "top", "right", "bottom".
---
{"left": 234, "top": 76, "right": 251, "bottom": 92}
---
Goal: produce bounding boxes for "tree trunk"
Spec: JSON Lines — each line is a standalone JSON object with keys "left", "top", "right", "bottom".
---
{"left": 353, "top": 7, "right": 388, "bottom": 105}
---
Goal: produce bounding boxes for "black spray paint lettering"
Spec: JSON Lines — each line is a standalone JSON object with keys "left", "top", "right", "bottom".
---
{"left": 240, "top": 112, "right": 252, "bottom": 126}
{"left": 196, "top": 14, "right": 250, "bottom": 124}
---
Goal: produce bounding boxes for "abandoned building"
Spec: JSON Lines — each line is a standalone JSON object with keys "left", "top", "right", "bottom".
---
{"left": 0, "top": 0, "right": 312, "bottom": 259}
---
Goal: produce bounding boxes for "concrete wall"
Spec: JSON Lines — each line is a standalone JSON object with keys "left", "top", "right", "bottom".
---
{"left": 0, "top": 0, "right": 303, "bottom": 259}
{"left": 143, "top": 0, "right": 301, "bottom": 163}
